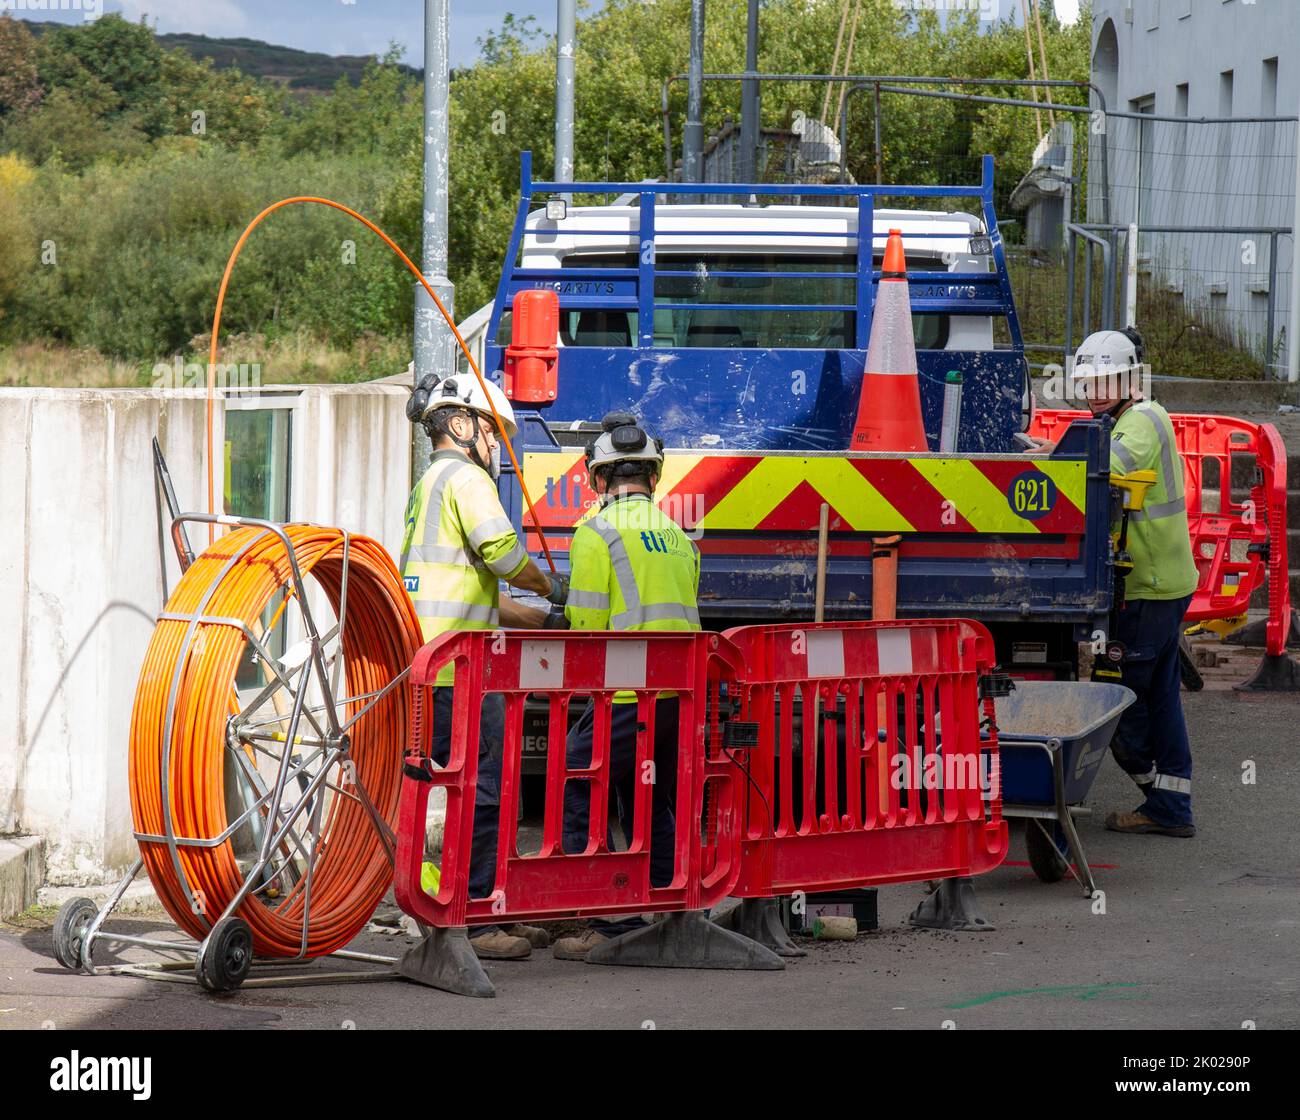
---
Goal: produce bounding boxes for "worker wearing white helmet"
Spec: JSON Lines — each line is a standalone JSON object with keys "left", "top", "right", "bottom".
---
{"left": 1067, "top": 328, "right": 1199, "bottom": 838}
{"left": 397, "top": 371, "right": 569, "bottom": 960}
{"left": 551, "top": 412, "right": 701, "bottom": 961}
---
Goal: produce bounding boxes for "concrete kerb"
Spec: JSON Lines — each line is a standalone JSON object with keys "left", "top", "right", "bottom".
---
{"left": 1032, "top": 376, "right": 1300, "bottom": 416}
{"left": 37, "top": 876, "right": 160, "bottom": 916}
{"left": 0, "top": 835, "right": 46, "bottom": 921}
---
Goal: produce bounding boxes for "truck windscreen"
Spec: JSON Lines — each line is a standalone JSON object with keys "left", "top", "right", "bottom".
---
{"left": 495, "top": 253, "right": 949, "bottom": 350}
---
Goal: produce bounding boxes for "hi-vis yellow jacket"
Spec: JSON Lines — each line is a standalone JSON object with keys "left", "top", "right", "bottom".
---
{"left": 400, "top": 450, "right": 529, "bottom": 684}
{"left": 566, "top": 493, "right": 701, "bottom": 701}
{"left": 1110, "top": 400, "right": 1199, "bottom": 601}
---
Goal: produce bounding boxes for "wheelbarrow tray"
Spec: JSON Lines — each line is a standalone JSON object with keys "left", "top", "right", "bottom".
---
{"left": 993, "top": 681, "right": 1136, "bottom": 806}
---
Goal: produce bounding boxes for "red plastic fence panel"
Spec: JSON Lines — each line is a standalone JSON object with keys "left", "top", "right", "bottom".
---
{"left": 722, "top": 619, "right": 1008, "bottom": 898}
{"left": 1259, "top": 423, "right": 1293, "bottom": 657}
{"left": 394, "top": 629, "right": 746, "bottom": 928}
{"left": 1030, "top": 409, "right": 1290, "bottom": 653}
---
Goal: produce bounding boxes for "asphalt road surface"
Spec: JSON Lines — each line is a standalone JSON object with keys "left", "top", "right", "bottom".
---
{"left": 3, "top": 689, "right": 1297, "bottom": 1031}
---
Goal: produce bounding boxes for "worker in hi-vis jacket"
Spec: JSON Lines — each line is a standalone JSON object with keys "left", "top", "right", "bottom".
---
{"left": 1036, "top": 328, "right": 1198, "bottom": 837}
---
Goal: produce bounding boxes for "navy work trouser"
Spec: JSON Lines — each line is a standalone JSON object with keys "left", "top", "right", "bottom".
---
{"left": 431, "top": 686, "right": 503, "bottom": 930}
{"left": 1110, "top": 595, "right": 1194, "bottom": 827}
{"left": 562, "top": 697, "right": 680, "bottom": 937}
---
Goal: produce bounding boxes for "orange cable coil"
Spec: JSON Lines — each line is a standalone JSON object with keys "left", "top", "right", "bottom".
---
{"left": 129, "top": 525, "right": 422, "bottom": 958}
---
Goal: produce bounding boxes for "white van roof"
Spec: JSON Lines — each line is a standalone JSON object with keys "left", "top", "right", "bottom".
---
{"left": 521, "top": 203, "right": 986, "bottom": 263}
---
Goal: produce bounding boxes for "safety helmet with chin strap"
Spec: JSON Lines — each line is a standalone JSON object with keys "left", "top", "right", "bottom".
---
{"left": 407, "top": 372, "right": 519, "bottom": 438}
{"left": 584, "top": 411, "right": 664, "bottom": 480}
{"left": 407, "top": 373, "right": 518, "bottom": 478}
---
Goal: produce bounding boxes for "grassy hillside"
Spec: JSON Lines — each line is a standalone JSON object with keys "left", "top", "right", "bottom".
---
{"left": 16, "top": 20, "right": 419, "bottom": 90}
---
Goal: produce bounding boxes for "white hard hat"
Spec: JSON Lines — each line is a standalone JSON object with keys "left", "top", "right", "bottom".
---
{"left": 1070, "top": 329, "right": 1144, "bottom": 401}
{"left": 410, "top": 373, "right": 518, "bottom": 439}
{"left": 584, "top": 411, "right": 664, "bottom": 473}
{"left": 1072, "top": 329, "right": 1140, "bottom": 380}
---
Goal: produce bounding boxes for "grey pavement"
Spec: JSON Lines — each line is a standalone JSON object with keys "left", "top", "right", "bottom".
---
{"left": 3, "top": 687, "right": 1297, "bottom": 1031}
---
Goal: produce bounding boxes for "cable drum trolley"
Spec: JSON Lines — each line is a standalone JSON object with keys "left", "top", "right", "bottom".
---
{"left": 53, "top": 513, "right": 421, "bottom": 993}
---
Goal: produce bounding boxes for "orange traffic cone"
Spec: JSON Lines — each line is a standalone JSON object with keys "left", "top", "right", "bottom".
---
{"left": 849, "top": 229, "right": 929, "bottom": 452}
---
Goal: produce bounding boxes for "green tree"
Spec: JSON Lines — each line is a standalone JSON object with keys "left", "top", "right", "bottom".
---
{"left": 0, "top": 15, "right": 42, "bottom": 118}
{"left": 35, "top": 14, "right": 169, "bottom": 137}
{"left": 277, "top": 47, "right": 418, "bottom": 157}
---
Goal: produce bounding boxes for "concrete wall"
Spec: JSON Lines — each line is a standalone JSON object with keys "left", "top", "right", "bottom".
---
{"left": 0, "top": 380, "right": 411, "bottom": 884}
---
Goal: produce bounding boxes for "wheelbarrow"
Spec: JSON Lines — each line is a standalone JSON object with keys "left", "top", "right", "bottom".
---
{"left": 991, "top": 681, "right": 1136, "bottom": 896}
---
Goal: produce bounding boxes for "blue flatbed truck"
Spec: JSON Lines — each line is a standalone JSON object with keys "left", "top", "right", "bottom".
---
{"left": 458, "top": 154, "right": 1115, "bottom": 760}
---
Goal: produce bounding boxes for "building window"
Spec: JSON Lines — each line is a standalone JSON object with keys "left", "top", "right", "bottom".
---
{"left": 1262, "top": 58, "right": 1278, "bottom": 117}
{"left": 1217, "top": 70, "right": 1234, "bottom": 203}
{"left": 225, "top": 401, "right": 294, "bottom": 688}
{"left": 1132, "top": 94, "right": 1156, "bottom": 228}
{"left": 1172, "top": 84, "right": 1189, "bottom": 224}
{"left": 1146, "top": 0, "right": 1159, "bottom": 31}
{"left": 1176, "top": 0, "right": 1191, "bottom": 18}
{"left": 225, "top": 407, "right": 292, "bottom": 523}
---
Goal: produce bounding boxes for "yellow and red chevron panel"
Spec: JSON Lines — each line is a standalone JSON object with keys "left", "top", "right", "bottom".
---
{"left": 521, "top": 452, "right": 1087, "bottom": 543}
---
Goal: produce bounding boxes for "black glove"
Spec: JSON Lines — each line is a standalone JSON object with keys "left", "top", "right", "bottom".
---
{"left": 543, "top": 606, "right": 570, "bottom": 630}
{"left": 546, "top": 572, "right": 570, "bottom": 605}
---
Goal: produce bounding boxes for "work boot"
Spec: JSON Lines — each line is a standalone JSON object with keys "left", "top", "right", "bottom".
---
{"left": 1105, "top": 810, "right": 1195, "bottom": 838}
{"left": 469, "top": 928, "right": 532, "bottom": 960}
{"left": 506, "top": 923, "right": 551, "bottom": 949}
{"left": 552, "top": 928, "right": 612, "bottom": 961}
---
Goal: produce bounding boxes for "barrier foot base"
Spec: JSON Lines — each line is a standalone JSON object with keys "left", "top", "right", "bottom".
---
{"left": 1235, "top": 651, "right": 1300, "bottom": 692}
{"left": 713, "top": 899, "right": 807, "bottom": 958}
{"left": 586, "top": 910, "right": 785, "bottom": 971}
{"left": 908, "top": 878, "right": 994, "bottom": 933}
{"left": 396, "top": 927, "right": 495, "bottom": 998}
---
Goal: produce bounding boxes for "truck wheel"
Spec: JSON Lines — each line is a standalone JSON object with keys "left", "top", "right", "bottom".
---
{"left": 1026, "top": 821, "right": 1069, "bottom": 883}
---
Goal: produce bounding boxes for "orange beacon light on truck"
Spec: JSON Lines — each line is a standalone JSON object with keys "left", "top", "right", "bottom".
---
{"left": 504, "top": 288, "right": 560, "bottom": 403}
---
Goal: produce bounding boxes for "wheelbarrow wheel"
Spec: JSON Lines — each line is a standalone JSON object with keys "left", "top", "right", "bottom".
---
{"left": 1026, "top": 821, "right": 1070, "bottom": 883}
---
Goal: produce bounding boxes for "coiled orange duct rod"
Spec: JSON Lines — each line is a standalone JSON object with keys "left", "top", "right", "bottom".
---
{"left": 203, "top": 196, "right": 556, "bottom": 572}
{"left": 130, "top": 525, "right": 422, "bottom": 957}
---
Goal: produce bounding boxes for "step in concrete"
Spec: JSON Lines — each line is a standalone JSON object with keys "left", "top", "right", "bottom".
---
{"left": 1249, "top": 570, "right": 1300, "bottom": 609}
{"left": 1228, "top": 456, "right": 1298, "bottom": 489}
{"left": 37, "top": 878, "right": 161, "bottom": 916}
{"left": 1152, "top": 379, "right": 1300, "bottom": 413}
{"left": 0, "top": 836, "right": 46, "bottom": 921}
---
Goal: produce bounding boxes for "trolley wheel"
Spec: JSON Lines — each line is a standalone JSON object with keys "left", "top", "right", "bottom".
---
{"left": 53, "top": 896, "right": 99, "bottom": 971}
{"left": 197, "top": 917, "right": 253, "bottom": 993}
{"left": 1025, "top": 821, "right": 1070, "bottom": 883}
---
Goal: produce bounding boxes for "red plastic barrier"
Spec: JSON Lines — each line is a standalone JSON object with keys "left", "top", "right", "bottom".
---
{"left": 1257, "top": 423, "right": 1293, "bottom": 658}
{"left": 394, "top": 630, "right": 746, "bottom": 928}
{"left": 723, "top": 620, "right": 1008, "bottom": 898}
{"left": 1030, "top": 409, "right": 1291, "bottom": 655}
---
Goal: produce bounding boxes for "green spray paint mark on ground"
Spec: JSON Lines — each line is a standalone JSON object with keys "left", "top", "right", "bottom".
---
{"left": 946, "top": 982, "right": 1143, "bottom": 1010}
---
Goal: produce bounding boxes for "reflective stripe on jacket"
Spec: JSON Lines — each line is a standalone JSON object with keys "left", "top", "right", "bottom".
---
{"left": 400, "top": 450, "right": 529, "bottom": 684}
{"left": 1110, "top": 400, "right": 1199, "bottom": 601}
{"left": 566, "top": 493, "right": 701, "bottom": 701}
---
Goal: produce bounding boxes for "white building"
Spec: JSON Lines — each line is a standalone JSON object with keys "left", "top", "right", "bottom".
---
{"left": 1090, "top": 0, "right": 1300, "bottom": 373}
